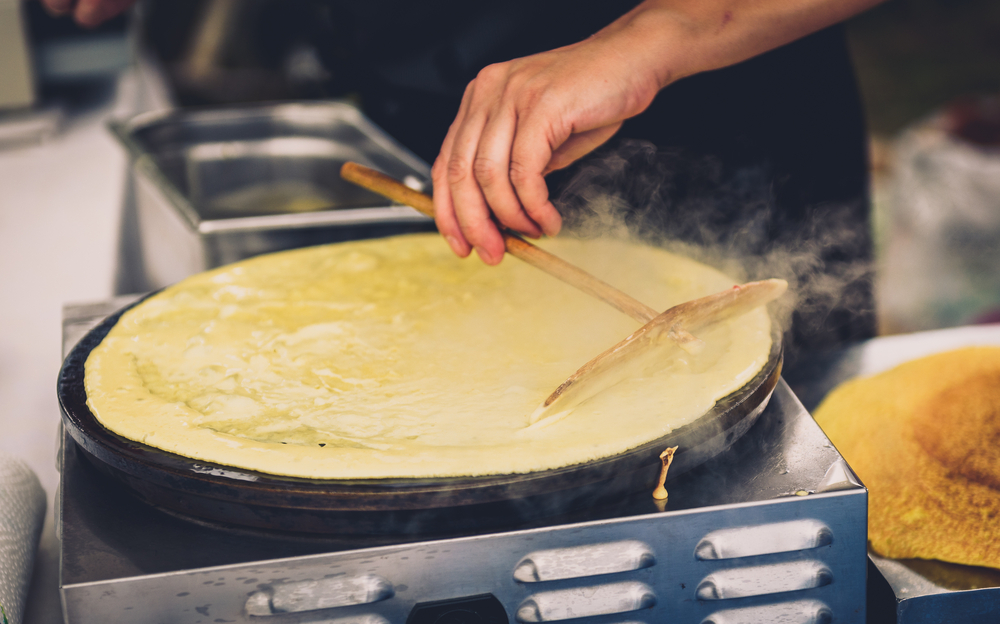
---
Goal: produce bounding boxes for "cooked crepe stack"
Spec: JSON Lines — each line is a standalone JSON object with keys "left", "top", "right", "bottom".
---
{"left": 814, "top": 346, "right": 1000, "bottom": 569}
{"left": 84, "top": 234, "right": 773, "bottom": 480}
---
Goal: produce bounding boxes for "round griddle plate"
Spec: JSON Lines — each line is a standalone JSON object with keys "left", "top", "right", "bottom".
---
{"left": 58, "top": 299, "right": 782, "bottom": 534}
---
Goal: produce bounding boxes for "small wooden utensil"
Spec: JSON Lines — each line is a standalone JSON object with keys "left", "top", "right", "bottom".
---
{"left": 527, "top": 279, "right": 788, "bottom": 426}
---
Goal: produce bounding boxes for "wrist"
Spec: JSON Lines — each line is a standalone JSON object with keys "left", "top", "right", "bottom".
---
{"left": 598, "top": 2, "right": 722, "bottom": 91}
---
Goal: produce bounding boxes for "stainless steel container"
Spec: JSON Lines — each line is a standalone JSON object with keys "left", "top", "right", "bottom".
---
{"left": 111, "top": 102, "right": 434, "bottom": 289}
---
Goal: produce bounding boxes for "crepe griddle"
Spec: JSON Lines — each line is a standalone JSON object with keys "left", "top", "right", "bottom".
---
{"left": 58, "top": 297, "right": 782, "bottom": 535}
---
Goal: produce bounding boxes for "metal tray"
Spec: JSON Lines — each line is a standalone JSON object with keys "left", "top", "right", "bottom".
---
{"left": 110, "top": 102, "right": 435, "bottom": 289}
{"left": 58, "top": 294, "right": 783, "bottom": 535}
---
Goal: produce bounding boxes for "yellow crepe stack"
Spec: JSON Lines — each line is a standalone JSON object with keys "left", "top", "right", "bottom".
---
{"left": 814, "top": 346, "right": 1000, "bottom": 569}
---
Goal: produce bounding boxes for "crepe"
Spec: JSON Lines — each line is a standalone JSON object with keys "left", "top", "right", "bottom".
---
{"left": 813, "top": 346, "right": 1000, "bottom": 569}
{"left": 84, "top": 234, "right": 773, "bottom": 480}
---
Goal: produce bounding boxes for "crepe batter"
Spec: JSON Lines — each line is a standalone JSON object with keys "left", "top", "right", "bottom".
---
{"left": 85, "top": 234, "right": 772, "bottom": 479}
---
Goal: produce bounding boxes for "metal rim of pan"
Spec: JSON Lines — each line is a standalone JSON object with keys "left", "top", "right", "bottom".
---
{"left": 58, "top": 295, "right": 782, "bottom": 533}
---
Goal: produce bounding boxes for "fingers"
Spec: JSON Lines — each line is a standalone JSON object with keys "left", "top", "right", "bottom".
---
{"left": 474, "top": 107, "right": 544, "bottom": 239}
{"left": 38, "top": 0, "right": 134, "bottom": 26}
{"left": 545, "top": 123, "right": 622, "bottom": 174}
{"left": 39, "top": 0, "right": 77, "bottom": 17}
{"left": 509, "top": 115, "right": 564, "bottom": 238}
{"left": 74, "top": 0, "right": 134, "bottom": 27}
{"left": 444, "top": 81, "right": 507, "bottom": 265}
{"left": 432, "top": 105, "right": 473, "bottom": 260}
{"left": 431, "top": 159, "right": 473, "bottom": 260}
{"left": 434, "top": 85, "right": 506, "bottom": 265}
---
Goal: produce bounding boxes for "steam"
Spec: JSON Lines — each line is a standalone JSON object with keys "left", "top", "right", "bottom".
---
{"left": 555, "top": 140, "right": 875, "bottom": 359}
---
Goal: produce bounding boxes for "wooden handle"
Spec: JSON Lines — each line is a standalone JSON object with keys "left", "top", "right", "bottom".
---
{"left": 499, "top": 237, "right": 659, "bottom": 322}
{"left": 340, "top": 162, "right": 658, "bottom": 323}
{"left": 341, "top": 162, "right": 436, "bottom": 217}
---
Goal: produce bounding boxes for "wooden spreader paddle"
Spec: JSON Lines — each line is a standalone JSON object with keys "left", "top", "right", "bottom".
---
{"left": 527, "top": 278, "right": 786, "bottom": 425}
{"left": 340, "top": 162, "right": 787, "bottom": 424}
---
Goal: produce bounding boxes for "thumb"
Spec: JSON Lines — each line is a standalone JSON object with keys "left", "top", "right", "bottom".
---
{"left": 543, "top": 123, "right": 622, "bottom": 174}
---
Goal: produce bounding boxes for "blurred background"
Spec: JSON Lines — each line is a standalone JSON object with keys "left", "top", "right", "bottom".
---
{"left": 848, "top": 0, "right": 1000, "bottom": 335}
{"left": 0, "top": 1, "right": 998, "bottom": 622}
{"left": 3, "top": 0, "right": 997, "bottom": 334}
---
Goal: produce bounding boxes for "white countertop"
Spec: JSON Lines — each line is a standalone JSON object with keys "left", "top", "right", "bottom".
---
{"left": 0, "top": 67, "right": 167, "bottom": 624}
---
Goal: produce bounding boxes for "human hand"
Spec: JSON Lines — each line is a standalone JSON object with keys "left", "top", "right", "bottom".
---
{"left": 431, "top": 12, "right": 676, "bottom": 265}
{"left": 38, "top": 0, "right": 135, "bottom": 27}
{"left": 431, "top": 0, "right": 889, "bottom": 265}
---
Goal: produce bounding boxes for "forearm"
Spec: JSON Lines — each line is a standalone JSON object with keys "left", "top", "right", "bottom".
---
{"left": 596, "top": 0, "right": 885, "bottom": 91}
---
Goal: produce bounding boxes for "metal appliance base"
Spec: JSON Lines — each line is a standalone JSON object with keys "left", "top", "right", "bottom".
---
{"left": 59, "top": 300, "right": 868, "bottom": 624}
